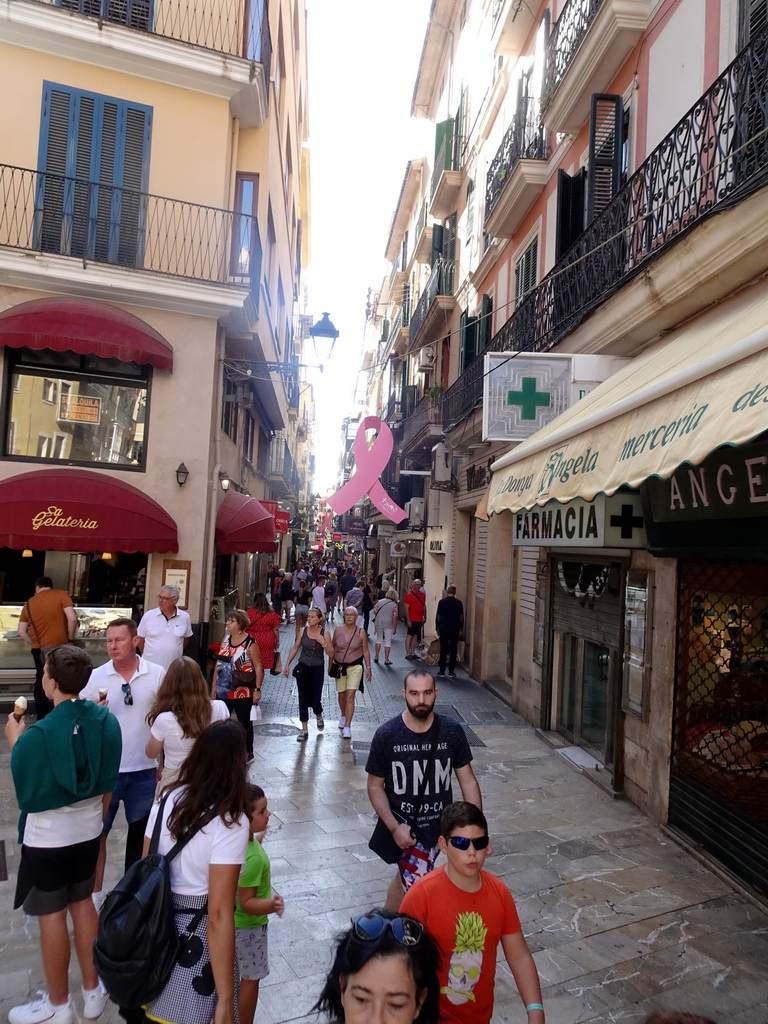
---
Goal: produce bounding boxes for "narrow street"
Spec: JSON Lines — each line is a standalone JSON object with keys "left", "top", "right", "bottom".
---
{"left": 1, "top": 622, "right": 767, "bottom": 1023}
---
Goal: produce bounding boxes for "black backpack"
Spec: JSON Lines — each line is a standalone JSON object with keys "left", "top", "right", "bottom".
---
{"left": 93, "top": 795, "right": 213, "bottom": 1008}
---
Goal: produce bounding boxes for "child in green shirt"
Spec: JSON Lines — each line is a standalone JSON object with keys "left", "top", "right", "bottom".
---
{"left": 235, "top": 784, "right": 284, "bottom": 1024}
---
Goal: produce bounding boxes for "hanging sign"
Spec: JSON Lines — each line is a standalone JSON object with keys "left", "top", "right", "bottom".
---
{"left": 325, "top": 417, "right": 408, "bottom": 523}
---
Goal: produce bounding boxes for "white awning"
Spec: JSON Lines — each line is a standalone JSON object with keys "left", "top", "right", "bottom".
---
{"left": 483, "top": 286, "right": 768, "bottom": 515}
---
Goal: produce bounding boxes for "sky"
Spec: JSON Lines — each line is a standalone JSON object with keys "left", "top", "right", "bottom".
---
{"left": 304, "top": 0, "right": 433, "bottom": 494}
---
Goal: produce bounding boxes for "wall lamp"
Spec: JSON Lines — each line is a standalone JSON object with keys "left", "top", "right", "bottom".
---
{"left": 176, "top": 462, "right": 189, "bottom": 487}
{"left": 219, "top": 473, "right": 231, "bottom": 492}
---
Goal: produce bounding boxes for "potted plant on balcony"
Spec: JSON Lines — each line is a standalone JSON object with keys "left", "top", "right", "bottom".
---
{"left": 429, "top": 382, "right": 446, "bottom": 411}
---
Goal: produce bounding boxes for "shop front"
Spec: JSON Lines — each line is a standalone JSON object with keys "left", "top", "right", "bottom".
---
{"left": 481, "top": 284, "right": 768, "bottom": 896}
{"left": 0, "top": 467, "right": 178, "bottom": 672}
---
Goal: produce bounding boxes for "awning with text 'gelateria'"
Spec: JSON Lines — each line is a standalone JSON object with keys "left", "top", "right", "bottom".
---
{"left": 215, "top": 490, "right": 278, "bottom": 554}
{"left": 0, "top": 469, "right": 179, "bottom": 552}
{"left": 481, "top": 286, "right": 768, "bottom": 517}
{"left": 0, "top": 297, "right": 174, "bottom": 372}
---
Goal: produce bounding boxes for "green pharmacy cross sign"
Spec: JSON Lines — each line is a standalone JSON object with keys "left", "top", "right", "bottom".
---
{"left": 506, "top": 377, "right": 551, "bottom": 420}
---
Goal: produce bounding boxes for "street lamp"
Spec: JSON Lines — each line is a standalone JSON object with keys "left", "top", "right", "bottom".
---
{"left": 309, "top": 312, "right": 339, "bottom": 363}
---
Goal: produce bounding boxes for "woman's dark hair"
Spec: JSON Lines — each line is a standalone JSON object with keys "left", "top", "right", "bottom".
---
{"left": 252, "top": 592, "right": 270, "bottom": 614}
{"left": 314, "top": 909, "right": 440, "bottom": 1024}
{"left": 166, "top": 719, "right": 248, "bottom": 838}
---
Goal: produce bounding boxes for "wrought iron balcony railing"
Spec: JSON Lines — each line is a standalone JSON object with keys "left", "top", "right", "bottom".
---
{"left": 386, "top": 392, "right": 401, "bottom": 423}
{"left": 401, "top": 392, "right": 442, "bottom": 451}
{"left": 542, "top": 0, "right": 603, "bottom": 109}
{"left": 443, "top": 27, "right": 768, "bottom": 431}
{"left": 0, "top": 164, "right": 262, "bottom": 294}
{"left": 485, "top": 111, "right": 547, "bottom": 219}
{"left": 25, "top": 0, "right": 272, "bottom": 66}
{"left": 408, "top": 257, "right": 455, "bottom": 346}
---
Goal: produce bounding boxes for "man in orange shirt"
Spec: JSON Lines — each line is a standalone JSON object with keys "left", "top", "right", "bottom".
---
{"left": 17, "top": 577, "right": 79, "bottom": 720}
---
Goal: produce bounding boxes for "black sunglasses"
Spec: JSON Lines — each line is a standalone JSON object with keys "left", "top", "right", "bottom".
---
{"left": 351, "top": 913, "right": 423, "bottom": 947}
{"left": 121, "top": 682, "right": 133, "bottom": 706}
{"left": 448, "top": 835, "right": 490, "bottom": 851}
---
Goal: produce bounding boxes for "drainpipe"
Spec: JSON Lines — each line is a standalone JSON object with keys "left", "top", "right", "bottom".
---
{"left": 202, "top": 335, "right": 225, "bottom": 633}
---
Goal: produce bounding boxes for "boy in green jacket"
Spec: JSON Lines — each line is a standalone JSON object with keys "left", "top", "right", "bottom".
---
{"left": 5, "top": 644, "right": 122, "bottom": 1024}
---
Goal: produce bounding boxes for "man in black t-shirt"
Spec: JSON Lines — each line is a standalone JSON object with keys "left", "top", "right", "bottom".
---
{"left": 366, "top": 668, "right": 482, "bottom": 911}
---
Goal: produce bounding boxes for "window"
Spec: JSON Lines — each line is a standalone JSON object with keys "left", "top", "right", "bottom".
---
{"left": 3, "top": 348, "right": 148, "bottom": 468}
{"left": 515, "top": 237, "right": 538, "bottom": 306}
{"left": 459, "top": 310, "right": 479, "bottom": 376}
{"left": 243, "top": 410, "right": 256, "bottom": 463}
{"left": 222, "top": 379, "right": 239, "bottom": 443}
{"left": 265, "top": 203, "right": 276, "bottom": 305}
{"left": 37, "top": 82, "right": 152, "bottom": 267}
{"left": 232, "top": 173, "right": 259, "bottom": 282}
{"left": 739, "top": 0, "right": 767, "bottom": 47}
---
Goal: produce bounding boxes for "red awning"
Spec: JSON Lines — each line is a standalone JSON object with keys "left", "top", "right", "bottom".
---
{"left": 0, "top": 297, "right": 174, "bottom": 372}
{"left": 0, "top": 469, "right": 178, "bottom": 553}
{"left": 216, "top": 490, "right": 277, "bottom": 554}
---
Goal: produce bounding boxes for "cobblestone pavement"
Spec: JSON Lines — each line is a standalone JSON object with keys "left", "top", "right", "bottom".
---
{"left": 2, "top": 617, "right": 767, "bottom": 1023}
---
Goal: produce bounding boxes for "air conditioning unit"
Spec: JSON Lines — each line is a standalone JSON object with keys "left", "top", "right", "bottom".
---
{"left": 417, "top": 343, "right": 437, "bottom": 372}
{"left": 405, "top": 497, "right": 425, "bottom": 526}
{"left": 431, "top": 442, "right": 452, "bottom": 483}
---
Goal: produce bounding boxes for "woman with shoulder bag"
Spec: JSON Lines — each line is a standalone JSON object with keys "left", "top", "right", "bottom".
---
{"left": 212, "top": 610, "right": 263, "bottom": 762}
{"left": 331, "top": 606, "right": 372, "bottom": 740}
{"left": 282, "top": 608, "right": 334, "bottom": 742}
{"left": 373, "top": 588, "right": 399, "bottom": 667}
{"left": 139, "top": 718, "right": 250, "bottom": 1024}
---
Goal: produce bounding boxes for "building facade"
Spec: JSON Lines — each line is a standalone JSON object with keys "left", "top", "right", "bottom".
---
{"left": 0, "top": 0, "right": 310, "bottom": 667}
{"left": 366, "top": 0, "right": 768, "bottom": 897}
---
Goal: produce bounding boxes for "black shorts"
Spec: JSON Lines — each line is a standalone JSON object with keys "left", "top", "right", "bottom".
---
{"left": 407, "top": 622, "right": 424, "bottom": 639}
{"left": 15, "top": 837, "right": 100, "bottom": 915}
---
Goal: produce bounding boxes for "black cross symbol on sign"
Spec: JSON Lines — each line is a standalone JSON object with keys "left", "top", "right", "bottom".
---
{"left": 609, "top": 503, "right": 644, "bottom": 539}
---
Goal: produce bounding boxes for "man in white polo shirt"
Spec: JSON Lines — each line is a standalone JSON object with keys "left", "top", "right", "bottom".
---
{"left": 81, "top": 617, "right": 165, "bottom": 909}
{"left": 136, "top": 584, "right": 193, "bottom": 670}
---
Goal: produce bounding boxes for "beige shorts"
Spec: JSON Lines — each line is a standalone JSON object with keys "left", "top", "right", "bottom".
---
{"left": 335, "top": 663, "right": 363, "bottom": 692}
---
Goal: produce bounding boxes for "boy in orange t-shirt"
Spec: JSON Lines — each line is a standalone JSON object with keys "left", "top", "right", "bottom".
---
{"left": 401, "top": 801, "right": 544, "bottom": 1024}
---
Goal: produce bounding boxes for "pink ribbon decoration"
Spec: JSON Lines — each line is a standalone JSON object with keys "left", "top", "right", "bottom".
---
{"left": 325, "top": 417, "right": 408, "bottom": 523}
{"left": 318, "top": 507, "right": 334, "bottom": 536}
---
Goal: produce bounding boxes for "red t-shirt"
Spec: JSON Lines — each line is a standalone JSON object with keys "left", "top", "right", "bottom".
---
{"left": 401, "top": 866, "right": 521, "bottom": 1024}
{"left": 404, "top": 589, "right": 426, "bottom": 623}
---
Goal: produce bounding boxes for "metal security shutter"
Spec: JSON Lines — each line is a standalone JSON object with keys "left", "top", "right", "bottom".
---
{"left": 518, "top": 547, "right": 538, "bottom": 618}
{"left": 475, "top": 519, "right": 488, "bottom": 600}
{"left": 670, "top": 559, "right": 768, "bottom": 898}
{"left": 551, "top": 559, "right": 623, "bottom": 645}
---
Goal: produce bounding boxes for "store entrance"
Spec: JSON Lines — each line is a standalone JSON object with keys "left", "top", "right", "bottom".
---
{"left": 559, "top": 635, "right": 614, "bottom": 762}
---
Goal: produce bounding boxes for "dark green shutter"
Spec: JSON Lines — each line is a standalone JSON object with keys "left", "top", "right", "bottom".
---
{"left": 431, "top": 223, "right": 444, "bottom": 266}
{"left": 555, "top": 167, "right": 586, "bottom": 259}
{"left": 434, "top": 118, "right": 454, "bottom": 172}
{"left": 480, "top": 293, "right": 493, "bottom": 350}
{"left": 459, "top": 310, "right": 479, "bottom": 375}
{"left": 587, "top": 94, "right": 622, "bottom": 222}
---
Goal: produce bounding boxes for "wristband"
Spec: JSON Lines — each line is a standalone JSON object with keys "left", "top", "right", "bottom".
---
{"left": 525, "top": 1005, "right": 544, "bottom": 1013}
{"left": 255, "top": 687, "right": 262, "bottom": 692}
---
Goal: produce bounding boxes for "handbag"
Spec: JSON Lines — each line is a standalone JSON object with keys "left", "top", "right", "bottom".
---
{"left": 271, "top": 650, "right": 282, "bottom": 675}
{"left": 292, "top": 664, "right": 302, "bottom": 679}
{"left": 330, "top": 628, "right": 357, "bottom": 680}
{"left": 368, "top": 716, "right": 440, "bottom": 862}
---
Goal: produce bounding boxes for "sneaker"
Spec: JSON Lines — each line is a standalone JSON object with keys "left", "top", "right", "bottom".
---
{"left": 338, "top": 715, "right": 346, "bottom": 729}
{"left": 342, "top": 727, "right": 352, "bottom": 739}
{"left": 296, "top": 730, "right": 309, "bottom": 742}
{"left": 447, "top": 672, "right": 457, "bottom": 678}
{"left": 82, "top": 982, "right": 109, "bottom": 1020}
{"left": 316, "top": 715, "right": 325, "bottom": 731}
{"left": 91, "top": 890, "right": 106, "bottom": 912}
{"left": 9, "top": 993, "right": 73, "bottom": 1024}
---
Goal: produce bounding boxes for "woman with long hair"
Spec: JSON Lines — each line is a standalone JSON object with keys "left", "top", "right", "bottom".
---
{"left": 372, "top": 588, "right": 399, "bottom": 666}
{"left": 141, "top": 719, "right": 249, "bottom": 1024}
{"left": 146, "top": 656, "right": 230, "bottom": 789}
{"left": 331, "top": 606, "right": 372, "bottom": 740}
{"left": 212, "top": 610, "right": 263, "bottom": 762}
{"left": 282, "top": 607, "right": 333, "bottom": 742}
{"left": 246, "top": 593, "right": 281, "bottom": 673}
{"left": 293, "top": 579, "right": 311, "bottom": 639}
{"left": 314, "top": 910, "right": 440, "bottom": 1024}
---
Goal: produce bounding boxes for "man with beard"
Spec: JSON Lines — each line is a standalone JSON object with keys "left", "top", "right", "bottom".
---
{"left": 365, "top": 669, "right": 482, "bottom": 910}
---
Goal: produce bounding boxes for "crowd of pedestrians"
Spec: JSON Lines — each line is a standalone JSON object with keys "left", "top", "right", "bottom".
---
{"left": 4, "top": 561, "right": 718, "bottom": 1024}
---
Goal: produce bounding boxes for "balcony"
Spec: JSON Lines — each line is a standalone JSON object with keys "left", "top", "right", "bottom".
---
{"left": 484, "top": 109, "right": 547, "bottom": 238}
{"left": 442, "top": 27, "right": 768, "bottom": 431}
{"left": 408, "top": 257, "right": 456, "bottom": 350}
{"left": 400, "top": 392, "right": 443, "bottom": 454}
{"left": 430, "top": 125, "right": 463, "bottom": 219}
{"left": 4, "top": 0, "right": 272, "bottom": 125}
{"left": 269, "top": 436, "right": 300, "bottom": 497}
{"left": 0, "top": 164, "right": 262, "bottom": 298}
{"left": 492, "top": 0, "right": 538, "bottom": 57}
{"left": 542, "top": 0, "right": 649, "bottom": 134}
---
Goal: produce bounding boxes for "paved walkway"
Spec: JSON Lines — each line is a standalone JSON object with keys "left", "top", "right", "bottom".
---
{"left": 1, "top": 617, "right": 767, "bottom": 1023}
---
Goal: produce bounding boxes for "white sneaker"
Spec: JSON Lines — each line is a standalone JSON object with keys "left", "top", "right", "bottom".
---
{"left": 82, "top": 981, "right": 109, "bottom": 1020}
{"left": 9, "top": 993, "right": 73, "bottom": 1024}
{"left": 91, "top": 890, "right": 106, "bottom": 912}
{"left": 342, "top": 726, "right": 352, "bottom": 738}
{"left": 338, "top": 716, "right": 346, "bottom": 729}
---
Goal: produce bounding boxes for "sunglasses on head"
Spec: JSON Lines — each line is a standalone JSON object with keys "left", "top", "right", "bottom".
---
{"left": 121, "top": 682, "right": 133, "bottom": 706}
{"left": 448, "top": 835, "right": 490, "bottom": 851}
{"left": 351, "top": 913, "right": 423, "bottom": 948}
